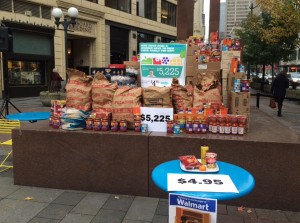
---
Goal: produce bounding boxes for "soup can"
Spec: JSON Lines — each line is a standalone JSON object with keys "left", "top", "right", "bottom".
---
{"left": 141, "top": 124, "right": 148, "bottom": 133}
{"left": 85, "top": 118, "right": 94, "bottom": 130}
{"left": 206, "top": 152, "right": 217, "bottom": 169}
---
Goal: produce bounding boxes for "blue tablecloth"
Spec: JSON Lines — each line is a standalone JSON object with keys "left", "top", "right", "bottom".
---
{"left": 152, "top": 160, "right": 255, "bottom": 200}
{"left": 6, "top": 112, "right": 51, "bottom": 121}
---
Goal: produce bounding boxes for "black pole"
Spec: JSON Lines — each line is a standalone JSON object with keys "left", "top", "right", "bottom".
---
{"left": 64, "top": 20, "right": 68, "bottom": 80}
{"left": 256, "top": 92, "right": 260, "bottom": 108}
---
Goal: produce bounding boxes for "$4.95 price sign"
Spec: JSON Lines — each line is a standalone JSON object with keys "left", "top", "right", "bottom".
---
{"left": 140, "top": 107, "right": 173, "bottom": 132}
{"left": 167, "top": 174, "right": 239, "bottom": 193}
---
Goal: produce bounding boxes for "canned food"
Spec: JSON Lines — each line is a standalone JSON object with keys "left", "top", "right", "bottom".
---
{"left": 141, "top": 124, "right": 148, "bottom": 133}
{"left": 173, "top": 124, "right": 180, "bottom": 134}
{"left": 167, "top": 120, "right": 174, "bottom": 134}
{"left": 134, "top": 120, "right": 141, "bottom": 132}
{"left": 119, "top": 119, "right": 127, "bottom": 132}
{"left": 111, "top": 120, "right": 118, "bottom": 132}
{"left": 85, "top": 118, "right": 94, "bottom": 130}
{"left": 93, "top": 118, "right": 102, "bottom": 131}
{"left": 101, "top": 118, "right": 110, "bottom": 131}
{"left": 52, "top": 117, "right": 60, "bottom": 129}
{"left": 206, "top": 152, "right": 217, "bottom": 169}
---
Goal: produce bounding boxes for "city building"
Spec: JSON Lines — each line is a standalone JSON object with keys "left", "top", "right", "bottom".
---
{"left": 225, "top": 0, "right": 255, "bottom": 37}
{"left": 0, "top": 0, "right": 189, "bottom": 98}
{"left": 193, "top": 0, "right": 205, "bottom": 37}
{"left": 219, "top": 1, "right": 226, "bottom": 40}
{"left": 209, "top": 0, "right": 220, "bottom": 35}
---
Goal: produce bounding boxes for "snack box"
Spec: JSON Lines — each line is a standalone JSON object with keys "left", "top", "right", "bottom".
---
{"left": 179, "top": 155, "right": 202, "bottom": 170}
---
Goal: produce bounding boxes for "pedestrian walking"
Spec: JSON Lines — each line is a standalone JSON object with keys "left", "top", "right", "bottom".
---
{"left": 271, "top": 69, "right": 290, "bottom": 117}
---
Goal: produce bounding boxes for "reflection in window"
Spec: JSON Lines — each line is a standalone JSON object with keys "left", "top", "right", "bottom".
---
{"left": 8, "top": 60, "right": 44, "bottom": 85}
{"left": 137, "top": 0, "right": 157, "bottom": 21}
{"left": 137, "top": 32, "right": 154, "bottom": 53}
{"left": 161, "top": 0, "right": 176, "bottom": 27}
{"left": 106, "top": 0, "right": 131, "bottom": 13}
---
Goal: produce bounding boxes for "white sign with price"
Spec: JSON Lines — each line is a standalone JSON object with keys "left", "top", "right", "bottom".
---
{"left": 168, "top": 174, "right": 239, "bottom": 193}
{"left": 140, "top": 107, "right": 173, "bottom": 132}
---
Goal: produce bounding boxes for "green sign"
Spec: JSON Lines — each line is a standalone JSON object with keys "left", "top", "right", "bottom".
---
{"left": 140, "top": 43, "right": 187, "bottom": 87}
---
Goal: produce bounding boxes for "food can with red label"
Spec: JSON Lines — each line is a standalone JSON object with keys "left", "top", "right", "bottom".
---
{"left": 52, "top": 117, "right": 61, "bottom": 129}
{"left": 206, "top": 152, "right": 217, "bottom": 169}
{"left": 93, "top": 118, "right": 102, "bottom": 131}
{"left": 111, "top": 120, "right": 118, "bottom": 132}
{"left": 85, "top": 118, "right": 94, "bottom": 130}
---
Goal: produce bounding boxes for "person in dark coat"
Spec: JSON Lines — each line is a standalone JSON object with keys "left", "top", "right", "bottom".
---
{"left": 50, "top": 68, "right": 64, "bottom": 91}
{"left": 271, "top": 69, "right": 290, "bottom": 117}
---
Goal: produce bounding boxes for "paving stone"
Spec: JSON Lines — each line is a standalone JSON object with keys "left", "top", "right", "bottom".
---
{"left": 102, "top": 194, "right": 134, "bottom": 212}
{"left": 122, "top": 220, "right": 150, "bottom": 223}
{"left": 0, "top": 176, "right": 22, "bottom": 198}
{"left": 71, "top": 192, "right": 110, "bottom": 215}
{"left": 244, "top": 218, "right": 274, "bottom": 223}
{"left": 255, "top": 208, "right": 289, "bottom": 222}
{"left": 60, "top": 213, "right": 94, "bottom": 223}
{"left": 0, "top": 168, "right": 13, "bottom": 178}
{"left": 28, "top": 217, "right": 60, "bottom": 223}
{"left": 152, "top": 215, "right": 168, "bottom": 223}
{"left": 218, "top": 204, "right": 228, "bottom": 215}
{"left": 0, "top": 198, "right": 48, "bottom": 223}
{"left": 7, "top": 186, "right": 64, "bottom": 203}
{"left": 124, "top": 196, "right": 159, "bottom": 222}
{"left": 155, "top": 199, "right": 168, "bottom": 216}
{"left": 52, "top": 191, "right": 87, "bottom": 206}
{"left": 227, "top": 205, "right": 257, "bottom": 219}
{"left": 36, "top": 203, "right": 74, "bottom": 220}
{"left": 285, "top": 211, "right": 300, "bottom": 223}
{"left": 91, "top": 209, "right": 126, "bottom": 223}
{"left": 217, "top": 214, "right": 245, "bottom": 223}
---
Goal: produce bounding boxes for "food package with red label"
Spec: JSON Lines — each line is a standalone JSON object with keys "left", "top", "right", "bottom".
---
{"left": 179, "top": 155, "right": 202, "bottom": 169}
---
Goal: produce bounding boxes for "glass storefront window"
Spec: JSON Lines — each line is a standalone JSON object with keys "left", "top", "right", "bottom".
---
{"left": 137, "top": 0, "right": 157, "bottom": 21}
{"left": 161, "top": 0, "right": 176, "bottom": 27}
{"left": 8, "top": 60, "right": 44, "bottom": 85}
{"left": 106, "top": 0, "right": 131, "bottom": 13}
{"left": 137, "top": 32, "right": 154, "bottom": 53}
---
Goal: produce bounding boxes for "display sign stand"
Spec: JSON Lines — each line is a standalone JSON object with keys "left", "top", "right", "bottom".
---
{"left": 0, "top": 22, "right": 21, "bottom": 118}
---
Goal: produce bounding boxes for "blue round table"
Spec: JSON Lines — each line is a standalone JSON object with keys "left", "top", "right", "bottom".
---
{"left": 152, "top": 160, "right": 255, "bottom": 200}
{"left": 6, "top": 112, "right": 51, "bottom": 121}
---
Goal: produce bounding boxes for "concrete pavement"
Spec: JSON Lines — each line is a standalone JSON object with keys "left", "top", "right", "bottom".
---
{"left": 0, "top": 96, "right": 299, "bottom": 223}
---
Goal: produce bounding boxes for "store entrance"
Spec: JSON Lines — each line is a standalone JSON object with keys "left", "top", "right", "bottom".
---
{"left": 110, "top": 26, "right": 129, "bottom": 64}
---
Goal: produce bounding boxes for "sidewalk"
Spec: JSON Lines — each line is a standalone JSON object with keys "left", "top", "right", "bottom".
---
{"left": 0, "top": 97, "right": 299, "bottom": 223}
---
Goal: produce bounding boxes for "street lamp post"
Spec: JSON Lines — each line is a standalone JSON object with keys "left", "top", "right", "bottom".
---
{"left": 52, "top": 7, "right": 79, "bottom": 80}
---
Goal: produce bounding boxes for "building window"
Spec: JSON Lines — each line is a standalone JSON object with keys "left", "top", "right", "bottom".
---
{"left": 137, "top": 32, "right": 154, "bottom": 53}
{"left": 86, "top": 0, "right": 98, "bottom": 3}
{"left": 8, "top": 60, "right": 45, "bottom": 86}
{"left": 161, "top": 0, "right": 176, "bottom": 27}
{"left": 137, "top": 0, "right": 157, "bottom": 21}
{"left": 161, "top": 37, "right": 176, "bottom": 43}
{"left": 105, "top": 0, "right": 131, "bottom": 13}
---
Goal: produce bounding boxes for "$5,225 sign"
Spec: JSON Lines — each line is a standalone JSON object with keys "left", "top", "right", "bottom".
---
{"left": 140, "top": 107, "right": 173, "bottom": 132}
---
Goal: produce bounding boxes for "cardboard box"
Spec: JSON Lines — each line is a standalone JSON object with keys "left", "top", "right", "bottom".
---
{"left": 227, "top": 72, "right": 246, "bottom": 91}
{"left": 207, "top": 62, "right": 221, "bottom": 70}
{"left": 187, "top": 45, "right": 200, "bottom": 56}
{"left": 123, "top": 61, "right": 140, "bottom": 68}
{"left": 186, "top": 75, "right": 194, "bottom": 85}
{"left": 186, "top": 66, "right": 197, "bottom": 76}
{"left": 186, "top": 55, "right": 200, "bottom": 66}
{"left": 221, "top": 51, "right": 241, "bottom": 61}
{"left": 230, "top": 91, "right": 250, "bottom": 114}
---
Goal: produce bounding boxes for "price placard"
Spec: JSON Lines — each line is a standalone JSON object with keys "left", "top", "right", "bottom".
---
{"left": 140, "top": 107, "right": 173, "bottom": 132}
{"left": 139, "top": 43, "right": 187, "bottom": 87}
{"left": 167, "top": 174, "right": 239, "bottom": 193}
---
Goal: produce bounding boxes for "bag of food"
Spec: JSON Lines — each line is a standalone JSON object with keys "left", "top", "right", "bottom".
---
{"left": 269, "top": 97, "right": 276, "bottom": 109}
{"left": 92, "top": 72, "right": 118, "bottom": 114}
{"left": 171, "top": 78, "right": 192, "bottom": 113}
{"left": 112, "top": 87, "right": 142, "bottom": 129}
{"left": 66, "top": 68, "right": 93, "bottom": 111}
{"left": 143, "top": 86, "right": 172, "bottom": 108}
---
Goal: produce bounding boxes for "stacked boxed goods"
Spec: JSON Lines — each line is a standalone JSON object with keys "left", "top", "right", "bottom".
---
{"left": 220, "top": 51, "right": 241, "bottom": 106}
{"left": 123, "top": 61, "right": 140, "bottom": 87}
{"left": 230, "top": 91, "right": 250, "bottom": 130}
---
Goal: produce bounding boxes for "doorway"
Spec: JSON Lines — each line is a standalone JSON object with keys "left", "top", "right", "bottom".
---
{"left": 110, "top": 26, "right": 129, "bottom": 64}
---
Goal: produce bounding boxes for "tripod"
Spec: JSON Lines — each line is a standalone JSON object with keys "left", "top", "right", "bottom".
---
{"left": 0, "top": 50, "right": 21, "bottom": 118}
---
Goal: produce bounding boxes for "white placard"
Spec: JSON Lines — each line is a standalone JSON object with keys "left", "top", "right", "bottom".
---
{"left": 140, "top": 107, "right": 173, "bottom": 132}
{"left": 167, "top": 174, "right": 239, "bottom": 193}
{"left": 169, "top": 193, "right": 217, "bottom": 223}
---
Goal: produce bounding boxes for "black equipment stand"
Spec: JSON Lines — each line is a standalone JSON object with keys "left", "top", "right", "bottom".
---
{"left": 0, "top": 23, "right": 21, "bottom": 118}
